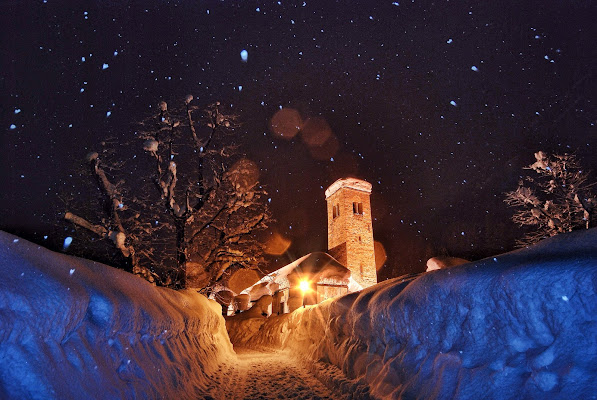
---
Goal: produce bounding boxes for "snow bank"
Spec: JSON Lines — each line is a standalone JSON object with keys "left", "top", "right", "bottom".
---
{"left": 0, "top": 231, "right": 235, "bottom": 399}
{"left": 228, "top": 229, "right": 597, "bottom": 399}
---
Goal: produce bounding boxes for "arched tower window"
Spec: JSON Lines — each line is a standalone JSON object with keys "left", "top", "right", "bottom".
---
{"left": 353, "top": 202, "right": 363, "bottom": 215}
{"left": 333, "top": 204, "right": 340, "bottom": 219}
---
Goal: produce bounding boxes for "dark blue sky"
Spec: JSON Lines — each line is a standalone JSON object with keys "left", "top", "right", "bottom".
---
{"left": 2, "top": 0, "right": 596, "bottom": 278}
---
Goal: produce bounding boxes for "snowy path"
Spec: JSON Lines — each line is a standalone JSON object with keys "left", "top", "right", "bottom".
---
{"left": 203, "top": 349, "right": 342, "bottom": 400}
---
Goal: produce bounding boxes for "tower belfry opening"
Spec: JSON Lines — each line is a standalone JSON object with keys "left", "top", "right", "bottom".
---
{"left": 325, "top": 178, "right": 377, "bottom": 288}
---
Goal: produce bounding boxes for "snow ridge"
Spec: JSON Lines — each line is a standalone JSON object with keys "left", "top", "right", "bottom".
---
{"left": 0, "top": 231, "right": 234, "bottom": 399}
{"left": 228, "top": 229, "right": 597, "bottom": 399}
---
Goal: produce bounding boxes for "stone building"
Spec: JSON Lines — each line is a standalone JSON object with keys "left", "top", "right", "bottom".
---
{"left": 240, "top": 252, "right": 360, "bottom": 314}
{"left": 326, "top": 178, "right": 377, "bottom": 288}
{"left": 224, "top": 177, "right": 378, "bottom": 315}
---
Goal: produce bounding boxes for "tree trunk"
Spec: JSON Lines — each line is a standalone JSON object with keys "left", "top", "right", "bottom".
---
{"left": 175, "top": 219, "right": 188, "bottom": 289}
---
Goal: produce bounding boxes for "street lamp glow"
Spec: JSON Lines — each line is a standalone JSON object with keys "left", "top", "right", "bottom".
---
{"left": 299, "top": 280, "right": 310, "bottom": 293}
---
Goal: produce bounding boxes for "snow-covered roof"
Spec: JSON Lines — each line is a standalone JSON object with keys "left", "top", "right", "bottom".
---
{"left": 241, "top": 252, "right": 362, "bottom": 300}
{"left": 325, "top": 177, "right": 372, "bottom": 198}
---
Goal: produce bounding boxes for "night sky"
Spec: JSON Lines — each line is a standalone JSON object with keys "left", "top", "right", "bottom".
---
{"left": 2, "top": 0, "right": 596, "bottom": 279}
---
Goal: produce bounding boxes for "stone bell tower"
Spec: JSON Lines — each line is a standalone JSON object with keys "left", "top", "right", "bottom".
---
{"left": 325, "top": 178, "right": 377, "bottom": 288}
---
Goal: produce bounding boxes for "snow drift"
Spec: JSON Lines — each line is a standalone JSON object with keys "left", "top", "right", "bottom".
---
{"left": 228, "top": 229, "right": 597, "bottom": 399}
{"left": 0, "top": 231, "right": 234, "bottom": 399}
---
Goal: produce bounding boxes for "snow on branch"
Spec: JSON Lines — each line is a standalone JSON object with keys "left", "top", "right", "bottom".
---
{"left": 63, "top": 96, "right": 271, "bottom": 290}
{"left": 505, "top": 151, "right": 596, "bottom": 246}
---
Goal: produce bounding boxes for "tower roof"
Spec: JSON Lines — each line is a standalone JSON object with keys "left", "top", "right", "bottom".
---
{"left": 325, "top": 177, "right": 372, "bottom": 199}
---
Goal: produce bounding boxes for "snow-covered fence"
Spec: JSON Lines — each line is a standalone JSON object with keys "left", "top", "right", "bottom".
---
{"left": 228, "top": 229, "right": 597, "bottom": 399}
{"left": 0, "top": 231, "right": 235, "bottom": 399}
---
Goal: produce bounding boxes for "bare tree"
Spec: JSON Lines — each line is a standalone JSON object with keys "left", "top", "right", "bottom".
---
{"left": 504, "top": 151, "right": 596, "bottom": 246}
{"left": 65, "top": 96, "right": 271, "bottom": 290}
{"left": 63, "top": 149, "right": 160, "bottom": 283}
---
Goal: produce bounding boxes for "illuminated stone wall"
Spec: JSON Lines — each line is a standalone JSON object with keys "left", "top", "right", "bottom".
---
{"left": 328, "top": 242, "right": 347, "bottom": 266}
{"left": 316, "top": 285, "right": 348, "bottom": 302}
{"left": 325, "top": 178, "right": 377, "bottom": 287}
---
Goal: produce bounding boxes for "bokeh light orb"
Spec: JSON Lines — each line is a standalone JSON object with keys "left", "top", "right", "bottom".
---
{"left": 228, "top": 269, "right": 261, "bottom": 294}
{"left": 227, "top": 158, "right": 260, "bottom": 192}
{"left": 300, "top": 117, "right": 332, "bottom": 147}
{"left": 374, "top": 241, "right": 388, "bottom": 271}
{"left": 269, "top": 108, "right": 303, "bottom": 139}
{"left": 265, "top": 232, "right": 292, "bottom": 255}
{"left": 308, "top": 134, "right": 340, "bottom": 161}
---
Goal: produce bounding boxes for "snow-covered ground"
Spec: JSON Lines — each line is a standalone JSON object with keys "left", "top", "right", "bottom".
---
{"left": 228, "top": 228, "right": 597, "bottom": 399}
{"left": 2, "top": 229, "right": 596, "bottom": 399}
{"left": 0, "top": 231, "right": 234, "bottom": 399}
{"left": 214, "top": 349, "right": 340, "bottom": 400}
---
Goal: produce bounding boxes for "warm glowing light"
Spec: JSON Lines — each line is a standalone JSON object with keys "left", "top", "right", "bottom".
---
{"left": 264, "top": 231, "right": 292, "bottom": 255}
{"left": 308, "top": 134, "right": 339, "bottom": 161}
{"left": 374, "top": 241, "right": 388, "bottom": 271}
{"left": 300, "top": 117, "right": 332, "bottom": 147}
{"left": 299, "top": 280, "right": 310, "bottom": 293}
{"left": 227, "top": 158, "right": 260, "bottom": 192}
{"left": 269, "top": 108, "right": 303, "bottom": 139}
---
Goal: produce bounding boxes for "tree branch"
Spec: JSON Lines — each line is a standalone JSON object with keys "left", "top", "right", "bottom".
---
{"left": 64, "top": 212, "right": 107, "bottom": 237}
